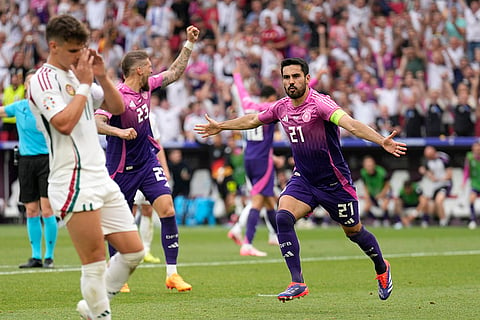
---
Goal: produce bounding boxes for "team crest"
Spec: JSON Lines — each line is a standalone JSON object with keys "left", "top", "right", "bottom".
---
{"left": 65, "top": 84, "right": 75, "bottom": 96}
{"left": 302, "top": 111, "right": 312, "bottom": 122}
{"left": 142, "top": 92, "right": 148, "bottom": 99}
{"left": 42, "top": 95, "right": 56, "bottom": 110}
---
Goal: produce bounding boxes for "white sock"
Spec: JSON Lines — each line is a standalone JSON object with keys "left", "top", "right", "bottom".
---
{"left": 105, "top": 250, "right": 144, "bottom": 299}
{"left": 81, "top": 261, "right": 111, "bottom": 319}
{"left": 139, "top": 215, "right": 153, "bottom": 253}
{"left": 238, "top": 203, "right": 251, "bottom": 229}
{"left": 166, "top": 264, "right": 178, "bottom": 277}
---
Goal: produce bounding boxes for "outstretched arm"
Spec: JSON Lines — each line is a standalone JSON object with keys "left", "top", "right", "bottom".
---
{"left": 160, "top": 25, "right": 200, "bottom": 87}
{"left": 337, "top": 113, "right": 407, "bottom": 157}
{"left": 194, "top": 113, "right": 262, "bottom": 138}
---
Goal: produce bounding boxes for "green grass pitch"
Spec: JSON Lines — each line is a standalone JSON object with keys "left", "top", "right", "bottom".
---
{"left": 0, "top": 224, "right": 479, "bottom": 319}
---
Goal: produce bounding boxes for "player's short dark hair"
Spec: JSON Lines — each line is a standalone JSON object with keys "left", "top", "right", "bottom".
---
{"left": 260, "top": 85, "right": 277, "bottom": 99}
{"left": 121, "top": 50, "right": 149, "bottom": 78}
{"left": 281, "top": 58, "right": 309, "bottom": 76}
{"left": 46, "top": 14, "right": 89, "bottom": 45}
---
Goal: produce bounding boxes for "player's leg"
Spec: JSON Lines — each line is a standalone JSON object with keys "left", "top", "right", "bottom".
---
{"left": 264, "top": 196, "right": 278, "bottom": 245}
{"left": 18, "top": 157, "right": 43, "bottom": 268}
{"left": 20, "top": 201, "right": 43, "bottom": 268}
{"left": 228, "top": 202, "right": 249, "bottom": 245}
{"left": 101, "top": 184, "right": 144, "bottom": 299}
{"left": 40, "top": 196, "right": 57, "bottom": 268}
{"left": 274, "top": 175, "right": 313, "bottom": 301}
{"left": 140, "top": 204, "right": 162, "bottom": 263}
{"left": 241, "top": 194, "right": 267, "bottom": 256}
{"left": 152, "top": 194, "right": 191, "bottom": 291}
{"left": 276, "top": 194, "right": 311, "bottom": 301}
{"left": 468, "top": 190, "right": 478, "bottom": 229}
{"left": 434, "top": 189, "right": 449, "bottom": 226}
{"left": 67, "top": 210, "right": 111, "bottom": 320}
{"left": 134, "top": 190, "right": 161, "bottom": 263}
{"left": 321, "top": 184, "right": 392, "bottom": 300}
{"left": 37, "top": 154, "right": 57, "bottom": 268}
{"left": 143, "top": 159, "right": 191, "bottom": 291}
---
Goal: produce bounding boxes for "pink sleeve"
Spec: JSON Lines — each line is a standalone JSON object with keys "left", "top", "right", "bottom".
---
{"left": 148, "top": 73, "right": 164, "bottom": 91}
{"left": 94, "top": 109, "right": 112, "bottom": 119}
{"left": 257, "top": 101, "right": 279, "bottom": 124}
{"left": 309, "top": 77, "right": 318, "bottom": 88}
{"left": 233, "top": 72, "right": 259, "bottom": 112}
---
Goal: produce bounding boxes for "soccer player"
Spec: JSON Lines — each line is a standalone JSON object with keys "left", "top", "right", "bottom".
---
{"left": 228, "top": 59, "right": 279, "bottom": 256}
{"left": 462, "top": 141, "right": 480, "bottom": 229}
{"left": 195, "top": 57, "right": 405, "bottom": 302}
{"left": 0, "top": 70, "right": 57, "bottom": 269}
{"left": 28, "top": 15, "right": 145, "bottom": 319}
{"left": 94, "top": 25, "right": 200, "bottom": 292}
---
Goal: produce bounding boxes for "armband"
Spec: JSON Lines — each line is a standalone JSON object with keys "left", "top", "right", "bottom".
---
{"left": 184, "top": 40, "right": 194, "bottom": 51}
{"left": 329, "top": 109, "right": 347, "bottom": 125}
{"left": 76, "top": 84, "right": 90, "bottom": 98}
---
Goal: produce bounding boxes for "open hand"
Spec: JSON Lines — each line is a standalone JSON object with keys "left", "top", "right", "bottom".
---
{"left": 194, "top": 114, "right": 221, "bottom": 138}
{"left": 382, "top": 130, "right": 407, "bottom": 157}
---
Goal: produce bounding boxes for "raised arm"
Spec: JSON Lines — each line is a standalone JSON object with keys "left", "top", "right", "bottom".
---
{"left": 160, "top": 25, "right": 200, "bottom": 87}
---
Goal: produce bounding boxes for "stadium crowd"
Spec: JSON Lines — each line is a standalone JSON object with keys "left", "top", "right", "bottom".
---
{"left": 0, "top": 0, "right": 479, "bottom": 227}
{"left": 0, "top": 0, "right": 479, "bottom": 143}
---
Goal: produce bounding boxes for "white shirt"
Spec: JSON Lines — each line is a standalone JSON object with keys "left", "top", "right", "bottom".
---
{"left": 85, "top": 0, "right": 108, "bottom": 30}
{"left": 29, "top": 64, "right": 109, "bottom": 188}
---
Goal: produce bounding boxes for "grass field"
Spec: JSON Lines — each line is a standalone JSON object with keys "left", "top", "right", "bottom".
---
{"left": 0, "top": 223, "right": 479, "bottom": 320}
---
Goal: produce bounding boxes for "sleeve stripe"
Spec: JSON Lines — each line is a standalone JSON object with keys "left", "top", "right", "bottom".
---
{"left": 38, "top": 68, "right": 53, "bottom": 91}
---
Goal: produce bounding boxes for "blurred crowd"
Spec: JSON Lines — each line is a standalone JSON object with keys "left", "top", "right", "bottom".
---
{"left": 0, "top": 0, "right": 480, "bottom": 144}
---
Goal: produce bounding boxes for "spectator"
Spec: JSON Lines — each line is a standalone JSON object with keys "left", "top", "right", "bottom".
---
{"left": 418, "top": 146, "right": 452, "bottom": 227}
{"left": 168, "top": 149, "right": 192, "bottom": 199}
{"left": 146, "top": 0, "right": 175, "bottom": 39}
{"left": 402, "top": 95, "right": 425, "bottom": 137}
{"left": 443, "top": 74, "right": 479, "bottom": 136}
{"left": 2, "top": 71, "right": 24, "bottom": 140}
{"left": 217, "top": 0, "right": 238, "bottom": 35}
{"left": 459, "top": 0, "right": 480, "bottom": 61}
{"left": 444, "top": 5, "right": 466, "bottom": 40}
{"left": 463, "top": 142, "right": 480, "bottom": 229}
{"left": 394, "top": 179, "right": 429, "bottom": 228}
{"left": 423, "top": 89, "right": 448, "bottom": 137}
{"left": 151, "top": 94, "right": 184, "bottom": 144}
{"left": 360, "top": 155, "right": 392, "bottom": 227}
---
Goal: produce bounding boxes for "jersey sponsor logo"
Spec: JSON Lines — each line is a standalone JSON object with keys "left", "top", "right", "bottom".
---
{"left": 65, "top": 84, "right": 75, "bottom": 96}
{"left": 42, "top": 95, "right": 56, "bottom": 110}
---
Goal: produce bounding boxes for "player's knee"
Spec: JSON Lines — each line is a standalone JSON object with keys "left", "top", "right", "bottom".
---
{"left": 345, "top": 224, "right": 364, "bottom": 239}
{"left": 276, "top": 209, "right": 296, "bottom": 232}
{"left": 120, "top": 250, "right": 145, "bottom": 268}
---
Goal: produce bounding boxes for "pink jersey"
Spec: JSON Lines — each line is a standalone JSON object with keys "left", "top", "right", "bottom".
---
{"left": 258, "top": 89, "right": 353, "bottom": 187}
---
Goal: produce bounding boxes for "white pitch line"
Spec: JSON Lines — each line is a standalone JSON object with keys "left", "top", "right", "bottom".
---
{"left": 1, "top": 250, "right": 479, "bottom": 276}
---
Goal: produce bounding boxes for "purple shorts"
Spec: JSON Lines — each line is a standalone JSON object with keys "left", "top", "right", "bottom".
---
{"left": 281, "top": 173, "right": 360, "bottom": 227}
{"left": 245, "top": 158, "right": 275, "bottom": 197}
{"left": 113, "top": 156, "right": 171, "bottom": 209}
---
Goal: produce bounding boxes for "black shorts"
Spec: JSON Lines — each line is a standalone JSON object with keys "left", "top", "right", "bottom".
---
{"left": 18, "top": 154, "right": 49, "bottom": 203}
